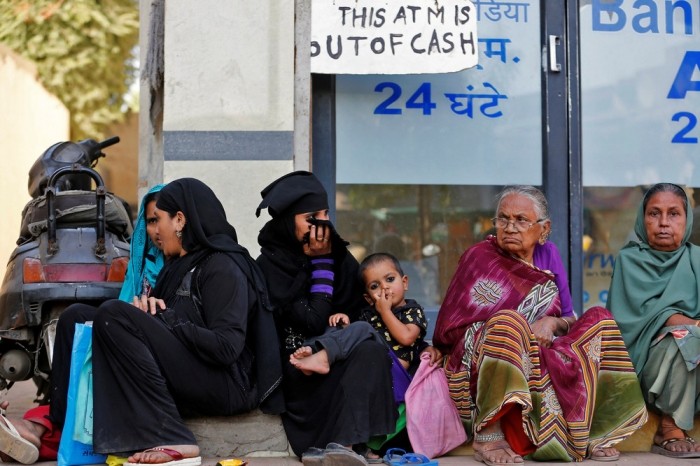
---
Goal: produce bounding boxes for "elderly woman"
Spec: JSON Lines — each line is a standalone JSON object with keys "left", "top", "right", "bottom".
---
{"left": 255, "top": 171, "right": 396, "bottom": 464}
{"left": 433, "top": 185, "right": 647, "bottom": 465}
{"left": 607, "top": 183, "right": 700, "bottom": 458}
{"left": 0, "top": 178, "right": 281, "bottom": 465}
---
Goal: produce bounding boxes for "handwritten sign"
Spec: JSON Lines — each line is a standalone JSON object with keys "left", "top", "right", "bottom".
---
{"left": 311, "top": 0, "right": 479, "bottom": 74}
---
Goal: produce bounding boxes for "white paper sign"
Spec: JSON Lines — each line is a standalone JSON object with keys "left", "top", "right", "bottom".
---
{"left": 311, "top": 0, "right": 479, "bottom": 75}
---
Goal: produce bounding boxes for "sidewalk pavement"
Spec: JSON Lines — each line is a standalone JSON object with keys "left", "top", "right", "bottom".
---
{"left": 28, "top": 452, "right": 700, "bottom": 466}
{"left": 5, "top": 381, "right": 700, "bottom": 466}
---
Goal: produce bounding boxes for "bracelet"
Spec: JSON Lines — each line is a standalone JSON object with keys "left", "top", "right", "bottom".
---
{"left": 561, "top": 318, "right": 570, "bottom": 334}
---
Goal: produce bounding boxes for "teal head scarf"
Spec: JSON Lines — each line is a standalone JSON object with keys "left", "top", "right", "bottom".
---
{"left": 118, "top": 184, "right": 166, "bottom": 302}
{"left": 607, "top": 183, "right": 700, "bottom": 374}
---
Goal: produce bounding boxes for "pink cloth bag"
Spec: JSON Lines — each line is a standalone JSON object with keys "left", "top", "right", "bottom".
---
{"left": 405, "top": 352, "right": 467, "bottom": 458}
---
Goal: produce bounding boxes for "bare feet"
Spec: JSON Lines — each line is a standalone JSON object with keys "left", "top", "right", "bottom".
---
{"left": 127, "top": 445, "right": 200, "bottom": 464}
{"left": 653, "top": 414, "right": 700, "bottom": 454}
{"left": 473, "top": 424, "right": 523, "bottom": 465}
{"left": 0, "top": 401, "right": 42, "bottom": 448}
{"left": 591, "top": 446, "right": 620, "bottom": 461}
{"left": 289, "top": 348, "right": 330, "bottom": 375}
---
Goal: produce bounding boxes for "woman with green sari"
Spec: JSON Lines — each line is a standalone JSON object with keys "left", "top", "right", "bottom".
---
{"left": 607, "top": 182, "right": 700, "bottom": 458}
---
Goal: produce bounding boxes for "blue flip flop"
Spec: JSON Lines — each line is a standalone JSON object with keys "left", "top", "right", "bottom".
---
{"left": 383, "top": 448, "right": 438, "bottom": 466}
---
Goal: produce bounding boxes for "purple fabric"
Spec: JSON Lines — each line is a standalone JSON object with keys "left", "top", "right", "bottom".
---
{"left": 533, "top": 241, "right": 575, "bottom": 317}
{"left": 310, "top": 258, "right": 334, "bottom": 265}
{"left": 310, "top": 284, "right": 334, "bottom": 295}
{"left": 389, "top": 350, "right": 412, "bottom": 403}
{"left": 311, "top": 270, "right": 335, "bottom": 280}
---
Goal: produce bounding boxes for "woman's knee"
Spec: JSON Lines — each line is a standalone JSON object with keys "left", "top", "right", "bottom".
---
{"left": 92, "top": 299, "right": 139, "bottom": 335}
{"left": 57, "top": 303, "right": 98, "bottom": 333}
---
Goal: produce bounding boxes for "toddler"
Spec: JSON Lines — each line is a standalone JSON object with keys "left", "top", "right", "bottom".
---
{"left": 290, "top": 252, "right": 428, "bottom": 375}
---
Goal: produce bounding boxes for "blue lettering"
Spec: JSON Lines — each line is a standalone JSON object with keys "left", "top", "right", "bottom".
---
{"left": 600, "top": 254, "right": 615, "bottom": 269}
{"left": 593, "top": 0, "right": 697, "bottom": 35}
{"left": 668, "top": 51, "right": 700, "bottom": 98}
{"left": 592, "top": 0, "right": 626, "bottom": 31}
{"left": 666, "top": 0, "right": 693, "bottom": 34}
{"left": 632, "top": 0, "right": 659, "bottom": 33}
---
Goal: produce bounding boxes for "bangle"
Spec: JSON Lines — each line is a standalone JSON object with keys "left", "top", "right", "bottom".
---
{"left": 561, "top": 318, "right": 570, "bottom": 334}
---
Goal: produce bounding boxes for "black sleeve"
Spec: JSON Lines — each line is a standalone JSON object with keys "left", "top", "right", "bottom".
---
{"left": 170, "top": 254, "right": 251, "bottom": 366}
{"left": 282, "top": 256, "right": 335, "bottom": 336}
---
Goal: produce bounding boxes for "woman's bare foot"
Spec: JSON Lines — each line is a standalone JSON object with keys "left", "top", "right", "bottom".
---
{"left": 290, "top": 349, "right": 330, "bottom": 375}
{"left": 653, "top": 414, "right": 700, "bottom": 454}
{"left": 473, "top": 423, "right": 523, "bottom": 465}
{"left": 591, "top": 446, "right": 620, "bottom": 460}
{"left": 127, "top": 445, "right": 200, "bottom": 464}
{"left": 0, "top": 401, "right": 42, "bottom": 448}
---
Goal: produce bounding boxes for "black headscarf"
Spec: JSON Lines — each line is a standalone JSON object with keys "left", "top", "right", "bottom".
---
{"left": 256, "top": 171, "right": 365, "bottom": 318}
{"left": 153, "top": 178, "right": 283, "bottom": 413}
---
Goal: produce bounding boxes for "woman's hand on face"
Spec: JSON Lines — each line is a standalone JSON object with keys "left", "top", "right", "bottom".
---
{"left": 421, "top": 346, "right": 443, "bottom": 366}
{"left": 531, "top": 316, "right": 558, "bottom": 348}
{"left": 303, "top": 224, "right": 332, "bottom": 256}
{"left": 132, "top": 295, "right": 166, "bottom": 315}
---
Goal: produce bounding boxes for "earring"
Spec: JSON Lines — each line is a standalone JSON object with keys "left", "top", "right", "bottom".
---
{"left": 539, "top": 233, "right": 548, "bottom": 245}
{"left": 176, "top": 230, "right": 183, "bottom": 239}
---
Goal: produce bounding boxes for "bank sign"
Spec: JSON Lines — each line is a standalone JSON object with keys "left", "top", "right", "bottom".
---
{"left": 311, "top": 0, "right": 479, "bottom": 74}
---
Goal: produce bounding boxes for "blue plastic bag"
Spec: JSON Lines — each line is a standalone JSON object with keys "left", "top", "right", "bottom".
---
{"left": 57, "top": 323, "right": 107, "bottom": 466}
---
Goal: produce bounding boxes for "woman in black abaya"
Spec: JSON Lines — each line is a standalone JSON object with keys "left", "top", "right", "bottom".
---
{"left": 255, "top": 171, "right": 396, "bottom": 462}
{"left": 5, "top": 178, "right": 281, "bottom": 466}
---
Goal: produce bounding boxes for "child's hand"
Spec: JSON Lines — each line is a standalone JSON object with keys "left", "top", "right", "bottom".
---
{"left": 329, "top": 313, "right": 350, "bottom": 327}
{"left": 371, "top": 288, "right": 393, "bottom": 315}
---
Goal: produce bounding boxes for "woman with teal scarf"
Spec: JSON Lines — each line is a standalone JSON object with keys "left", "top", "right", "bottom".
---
{"left": 607, "top": 182, "right": 700, "bottom": 458}
{"left": 118, "top": 184, "right": 166, "bottom": 302}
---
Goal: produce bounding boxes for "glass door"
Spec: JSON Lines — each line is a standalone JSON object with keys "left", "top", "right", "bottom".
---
{"left": 317, "top": 1, "right": 568, "bottom": 336}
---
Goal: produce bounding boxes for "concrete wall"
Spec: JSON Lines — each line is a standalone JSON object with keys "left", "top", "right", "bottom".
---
{"left": 0, "top": 45, "right": 69, "bottom": 280}
{"left": 158, "top": 0, "right": 299, "bottom": 254}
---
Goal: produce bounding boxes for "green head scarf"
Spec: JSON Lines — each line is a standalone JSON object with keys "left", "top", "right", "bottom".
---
{"left": 607, "top": 184, "right": 700, "bottom": 375}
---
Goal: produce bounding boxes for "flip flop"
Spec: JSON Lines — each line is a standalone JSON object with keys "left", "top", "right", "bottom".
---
{"left": 383, "top": 448, "right": 438, "bottom": 466}
{"left": 589, "top": 447, "right": 620, "bottom": 462}
{"left": 324, "top": 443, "right": 368, "bottom": 466}
{"left": 124, "top": 447, "right": 202, "bottom": 466}
{"left": 301, "top": 447, "right": 325, "bottom": 466}
{"left": 473, "top": 440, "right": 523, "bottom": 466}
{"left": 354, "top": 445, "right": 383, "bottom": 464}
{"left": 0, "top": 410, "right": 39, "bottom": 464}
{"left": 651, "top": 436, "right": 700, "bottom": 458}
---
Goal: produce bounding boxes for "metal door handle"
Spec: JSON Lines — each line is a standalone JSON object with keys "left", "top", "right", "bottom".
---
{"left": 549, "top": 35, "right": 561, "bottom": 72}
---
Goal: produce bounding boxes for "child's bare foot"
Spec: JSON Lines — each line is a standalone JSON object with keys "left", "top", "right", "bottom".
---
{"left": 292, "top": 346, "right": 313, "bottom": 360}
{"left": 290, "top": 349, "right": 330, "bottom": 375}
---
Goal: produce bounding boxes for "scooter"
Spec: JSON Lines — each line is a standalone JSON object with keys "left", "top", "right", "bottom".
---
{"left": 0, "top": 137, "right": 132, "bottom": 402}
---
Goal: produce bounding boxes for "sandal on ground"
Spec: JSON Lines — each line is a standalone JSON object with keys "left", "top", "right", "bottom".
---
{"left": 381, "top": 449, "right": 437, "bottom": 466}
{"left": 652, "top": 433, "right": 700, "bottom": 458}
{"left": 324, "top": 443, "right": 368, "bottom": 466}
{"left": 302, "top": 447, "right": 326, "bottom": 466}
{"left": 124, "top": 447, "right": 202, "bottom": 466}
{"left": 588, "top": 447, "right": 620, "bottom": 462}
{"left": 0, "top": 410, "right": 39, "bottom": 464}
{"left": 353, "top": 445, "right": 383, "bottom": 464}
{"left": 473, "top": 440, "right": 523, "bottom": 466}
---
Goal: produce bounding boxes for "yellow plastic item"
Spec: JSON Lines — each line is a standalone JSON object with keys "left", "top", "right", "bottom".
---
{"left": 216, "top": 459, "right": 248, "bottom": 466}
{"left": 106, "top": 454, "right": 129, "bottom": 466}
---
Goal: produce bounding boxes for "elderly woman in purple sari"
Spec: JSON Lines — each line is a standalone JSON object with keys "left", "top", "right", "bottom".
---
{"left": 433, "top": 186, "right": 647, "bottom": 465}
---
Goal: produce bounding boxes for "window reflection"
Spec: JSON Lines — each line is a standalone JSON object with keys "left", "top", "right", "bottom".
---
{"left": 336, "top": 184, "right": 508, "bottom": 338}
{"left": 582, "top": 186, "right": 700, "bottom": 311}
